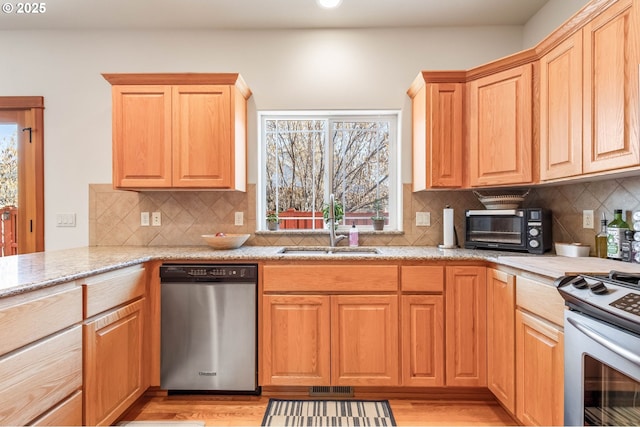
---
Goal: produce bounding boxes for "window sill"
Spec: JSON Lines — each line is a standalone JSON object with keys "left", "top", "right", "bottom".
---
{"left": 255, "top": 229, "right": 403, "bottom": 236}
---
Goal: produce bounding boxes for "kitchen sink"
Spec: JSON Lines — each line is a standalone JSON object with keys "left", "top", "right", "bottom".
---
{"left": 278, "top": 246, "right": 380, "bottom": 255}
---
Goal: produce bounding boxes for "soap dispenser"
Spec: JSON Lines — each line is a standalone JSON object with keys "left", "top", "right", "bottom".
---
{"left": 349, "top": 223, "right": 359, "bottom": 247}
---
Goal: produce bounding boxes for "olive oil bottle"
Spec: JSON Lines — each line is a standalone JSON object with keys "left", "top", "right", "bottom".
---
{"left": 607, "top": 209, "right": 630, "bottom": 260}
{"left": 595, "top": 213, "right": 608, "bottom": 258}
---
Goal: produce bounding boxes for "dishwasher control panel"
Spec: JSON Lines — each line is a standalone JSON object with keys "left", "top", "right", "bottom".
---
{"left": 160, "top": 264, "right": 257, "bottom": 282}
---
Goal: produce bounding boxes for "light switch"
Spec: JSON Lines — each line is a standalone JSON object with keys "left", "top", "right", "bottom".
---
{"left": 56, "top": 213, "right": 76, "bottom": 227}
{"left": 140, "top": 212, "right": 150, "bottom": 226}
{"left": 416, "top": 212, "right": 431, "bottom": 227}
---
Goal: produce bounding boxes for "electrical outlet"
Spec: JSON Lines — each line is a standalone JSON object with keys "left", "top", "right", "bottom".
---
{"left": 151, "top": 212, "right": 161, "bottom": 226}
{"left": 140, "top": 212, "right": 150, "bottom": 226}
{"left": 235, "top": 212, "right": 244, "bottom": 226}
{"left": 416, "top": 212, "right": 431, "bottom": 227}
{"left": 583, "top": 210, "right": 594, "bottom": 229}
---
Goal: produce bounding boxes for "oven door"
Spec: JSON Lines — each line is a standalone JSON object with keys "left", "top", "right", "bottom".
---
{"left": 464, "top": 209, "right": 527, "bottom": 251}
{"left": 564, "top": 310, "right": 640, "bottom": 426}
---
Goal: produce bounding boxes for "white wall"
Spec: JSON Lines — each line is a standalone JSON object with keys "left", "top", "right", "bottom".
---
{"left": 0, "top": 27, "right": 524, "bottom": 250}
{"left": 523, "top": 0, "right": 590, "bottom": 48}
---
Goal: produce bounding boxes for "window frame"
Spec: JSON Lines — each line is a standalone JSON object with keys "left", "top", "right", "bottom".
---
{"left": 257, "top": 110, "right": 402, "bottom": 232}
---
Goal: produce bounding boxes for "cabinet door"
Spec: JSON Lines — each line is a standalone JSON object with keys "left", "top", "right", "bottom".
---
{"left": 112, "top": 85, "right": 172, "bottom": 188}
{"left": 412, "top": 81, "right": 463, "bottom": 190}
{"left": 487, "top": 269, "right": 515, "bottom": 414}
{"left": 84, "top": 299, "right": 146, "bottom": 426}
{"left": 516, "top": 309, "right": 564, "bottom": 426}
{"left": 401, "top": 295, "right": 444, "bottom": 386}
{"left": 332, "top": 295, "right": 399, "bottom": 386}
{"left": 261, "top": 295, "right": 331, "bottom": 386}
{"left": 539, "top": 32, "right": 583, "bottom": 180}
{"left": 172, "top": 85, "right": 233, "bottom": 188}
{"left": 468, "top": 65, "right": 533, "bottom": 186}
{"left": 445, "top": 266, "right": 487, "bottom": 387}
{"left": 583, "top": 0, "right": 639, "bottom": 173}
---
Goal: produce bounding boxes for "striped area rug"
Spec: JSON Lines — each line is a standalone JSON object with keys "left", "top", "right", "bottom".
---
{"left": 261, "top": 399, "right": 396, "bottom": 426}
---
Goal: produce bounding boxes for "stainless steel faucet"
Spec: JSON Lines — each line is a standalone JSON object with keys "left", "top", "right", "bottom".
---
{"left": 328, "top": 193, "right": 347, "bottom": 247}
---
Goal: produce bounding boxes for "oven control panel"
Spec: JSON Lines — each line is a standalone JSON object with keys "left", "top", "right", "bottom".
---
{"left": 610, "top": 293, "right": 640, "bottom": 318}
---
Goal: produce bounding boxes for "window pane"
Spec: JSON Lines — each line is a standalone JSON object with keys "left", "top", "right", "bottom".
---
{"left": 265, "top": 119, "right": 326, "bottom": 230}
{"left": 333, "top": 120, "right": 389, "bottom": 227}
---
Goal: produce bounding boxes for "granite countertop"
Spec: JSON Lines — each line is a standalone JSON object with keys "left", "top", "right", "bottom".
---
{"left": 1, "top": 245, "right": 639, "bottom": 298}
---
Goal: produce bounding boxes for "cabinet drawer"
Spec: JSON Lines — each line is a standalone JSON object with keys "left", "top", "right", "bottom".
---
{"left": 30, "top": 390, "right": 82, "bottom": 426}
{"left": 83, "top": 265, "right": 146, "bottom": 318}
{"left": 0, "top": 326, "right": 82, "bottom": 426}
{"left": 263, "top": 265, "right": 398, "bottom": 292}
{"left": 516, "top": 276, "right": 565, "bottom": 327}
{"left": 401, "top": 266, "right": 444, "bottom": 292}
{"left": 0, "top": 284, "right": 82, "bottom": 356}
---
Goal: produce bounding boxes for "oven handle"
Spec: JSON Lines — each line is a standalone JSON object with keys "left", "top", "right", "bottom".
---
{"left": 567, "top": 317, "right": 640, "bottom": 367}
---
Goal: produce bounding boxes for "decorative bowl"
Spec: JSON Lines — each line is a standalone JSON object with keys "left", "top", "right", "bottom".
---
{"left": 473, "top": 189, "right": 531, "bottom": 210}
{"left": 555, "top": 242, "right": 590, "bottom": 257}
{"left": 201, "top": 233, "right": 250, "bottom": 250}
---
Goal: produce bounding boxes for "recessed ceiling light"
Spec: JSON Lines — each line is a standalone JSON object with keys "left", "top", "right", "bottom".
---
{"left": 316, "top": 0, "right": 343, "bottom": 9}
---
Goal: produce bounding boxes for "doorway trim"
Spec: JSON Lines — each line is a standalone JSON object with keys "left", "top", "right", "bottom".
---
{"left": 0, "top": 96, "right": 44, "bottom": 253}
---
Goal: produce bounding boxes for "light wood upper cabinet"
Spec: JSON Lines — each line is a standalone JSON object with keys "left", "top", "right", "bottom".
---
{"left": 445, "top": 265, "right": 487, "bottom": 387}
{"left": 486, "top": 268, "right": 516, "bottom": 414}
{"left": 540, "top": 0, "right": 639, "bottom": 180}
{"left": 540, "top": 32, "right": 584, "bottom": 180}
{"left": 104, "top": 73, "right": 251, "bottom": 190}
{"left": 408, "top": 73, "right": 464, "bottom": 190}
{"left": 468, "top": 64, "right": 533, "bottom": 187}
{"left": 583, "top": 0, "right": 639, "bottom": 173}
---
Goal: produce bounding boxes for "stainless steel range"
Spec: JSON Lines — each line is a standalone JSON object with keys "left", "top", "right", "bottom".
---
{"left": 556, "top": 271, "right": 640, "bottom": 426}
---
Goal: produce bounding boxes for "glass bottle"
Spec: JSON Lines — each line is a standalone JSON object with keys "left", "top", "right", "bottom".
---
{"left": 595, "top": 213, "right": 608, "bottom": 258}
{"left": 607, "top": 209, "right": 630, "bottom": 260}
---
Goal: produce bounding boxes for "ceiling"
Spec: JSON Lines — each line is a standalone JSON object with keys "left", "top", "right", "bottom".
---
{"left": 0, "top": 0, "right": 550, "bottom": 31}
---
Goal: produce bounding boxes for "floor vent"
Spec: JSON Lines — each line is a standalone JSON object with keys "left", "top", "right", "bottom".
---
{"left": 309, "top": 386, "right": 354, "bottom": 397}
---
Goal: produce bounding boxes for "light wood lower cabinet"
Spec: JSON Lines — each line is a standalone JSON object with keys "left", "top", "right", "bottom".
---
{"left": 30, "top": 391, "right": 83, "bottom": 426}
{"left": 487, "top": 268, "right": 516, "bottom": 414}
{"left": 261, "top": 293, "right": 398, "bottom": 387}
{"left": 84, "top": 298, "right": 146, "bottom": 426}
{"left": 445, "top": 266, "right": 487, "bottom": 387}
{"left": 516, "top": 309, "right": 564, "bottom": 426}
{"left": 401, "top": 295, "right": 444, "bottom": 386}
{"left": 332, "top": 295, "right": 399, "bottom": 386}
{"left": 262, "top": 295, "right": 331, "bottom": 386}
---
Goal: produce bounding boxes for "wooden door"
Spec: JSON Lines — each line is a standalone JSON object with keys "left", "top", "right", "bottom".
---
{"left": 487, "top": 268, "right": 516, "bottom": 414}
{"left": 401, "top": 295, "right": 444, "bottom": 386}
{"left": 516, "top": 310, "right": 564, "bottom": 426}
{"left": 445, "top": 266, "right": 487, "bottom": 387}
{"left": 332, "top": 295, "right": 399, "bottom": 386}
{"left": 112, "top": 86, "right": 172, "bottom": 188}
{"left": 468, "top": 64, "right": 533, "bottom": 186}
{"left": 583, "top": 0, "right": 639, "bottom": 173}
{"left": 261, "top": 295, "right": 331, "bottom": 386}
{"left": 411, "top": 81, "right": 463, "bottom": 190}
{"left": 83, "top": 299, "right": 145, "bottom": 426}
{"left": 172, "top": 85, "right": 232, "bottom": 188}
{"left": 539, "top": 32, "right": 583, "bottom": 180}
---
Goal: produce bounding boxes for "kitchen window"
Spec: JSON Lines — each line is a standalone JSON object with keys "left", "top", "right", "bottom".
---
{"left": 258, "top": 111, "right": 400, "bottom": 231}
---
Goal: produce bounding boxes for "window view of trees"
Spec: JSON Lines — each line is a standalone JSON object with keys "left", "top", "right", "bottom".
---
{"left": 264, "top": 115, "right": 392, "bottom": 230}
{"left": 0, "top": 125, "right": 18, "bottom": 207}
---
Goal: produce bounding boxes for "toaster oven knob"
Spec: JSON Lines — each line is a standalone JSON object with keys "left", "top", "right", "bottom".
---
{"left": 529, "top": 239, "right": 540, "bottom": 248}
{"left": 529, "top": 228, "right": 540, "bottom": 237}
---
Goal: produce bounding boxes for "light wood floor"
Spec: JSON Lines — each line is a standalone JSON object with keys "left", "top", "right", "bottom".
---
{"left": 119, "top": 395, "right": 519, "bottom": 426}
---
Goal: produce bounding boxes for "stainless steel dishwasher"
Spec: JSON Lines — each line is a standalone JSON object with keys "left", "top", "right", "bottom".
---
{"left": 160, "top": 264, "right": 258, "bottom": 393}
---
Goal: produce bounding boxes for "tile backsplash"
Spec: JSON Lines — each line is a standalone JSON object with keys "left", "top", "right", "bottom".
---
{"left": 89, "top": 176, "right": 640, "bottom": 254}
